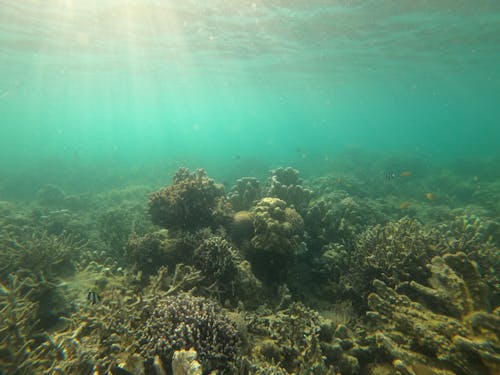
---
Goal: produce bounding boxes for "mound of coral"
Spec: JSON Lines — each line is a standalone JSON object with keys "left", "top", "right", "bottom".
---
{"left": 148, "top": 168, "right": 232, "bottom": 231}
{"left": 138, "top": 293, "right": 240, "bottom": 373}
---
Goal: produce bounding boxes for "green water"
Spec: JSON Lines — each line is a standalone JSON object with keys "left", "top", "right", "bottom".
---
{"left": 1, "top": 1, "right": 499, "bottom": 193}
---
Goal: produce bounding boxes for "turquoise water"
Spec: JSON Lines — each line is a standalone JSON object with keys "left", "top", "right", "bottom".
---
{"left": 1, "top": 1, "right": 499, "bottom": 188}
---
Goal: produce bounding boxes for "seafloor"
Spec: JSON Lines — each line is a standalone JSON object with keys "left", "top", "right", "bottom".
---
{"left": 0, "top": 152, "right": 499, "bottom": 375}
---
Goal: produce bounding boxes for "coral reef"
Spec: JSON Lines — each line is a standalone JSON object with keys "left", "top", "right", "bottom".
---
{"left": 138, "top": 293, "right": 240, "bottom": 373}
{"left": 193, "top": 235, "right": 262, "bottom": 307}
{"left": 172, "top": 348, "right": 203, "bottom": 375}
{"left": 367, "top": 252, "right": 500, "bottom": 375}
{"left": 97, "top": 206, "right": 152, "bottom": 260}
{"left": 0, "top": 228, "right": 84, "bottom": 282}
{"left": 249, "top": 197, "right": 305, "bottom": 283}
{"left": 317, "top": 218, "right": 443, "bottom": 309}
{"left": 124, "top": 229, "right": 174, "bottom": 281}
{"left": 245, "top": 302, "right": 350, "bottom": 374}
{"left": 124, "top": 229, "right": 212, "bottom": 285}
{"left": 266, "top": 167, "right": 312, "bottom": 213}
{"left": 148, "top": 168, "right": 233, "bottom": 231}
{"left": 439, "top": 214, "right": 500, "bottom": 305}
{"left": 36, "top": 184, "right": 66, "bottom": 207}
{"left": 0, "top": 155, "right": 499, "bottom": 375}
{"left": 305, "top": 191, "right": 384, "bottom": 251}
{"left": 228, "top": 177, "right": 262, "bottom": 211}
{"left": 230, "top": 210, "right": 254, "bottom": 243}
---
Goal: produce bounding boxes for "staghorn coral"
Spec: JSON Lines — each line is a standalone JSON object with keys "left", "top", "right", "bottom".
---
{"left": 266, "top": 167, "right": 312, "bottom": 214}
{"left": 249, "top": 197, "right": 305, "bottom": 284}
{"left": 138, "top": 293, "right": 240, "bottom": 373}
{"left": 0, "top": 272, "right": 87, "bottom": 374}
{"left": 228, "top": 177, "right": 262, "bottom": 211}
{"left": 367, "top": 252, "right": 500, "bottom": 375}
{"left": 0, "top": 273, "right": 44, "bottom": 374}
{"left": 148, "top": 168, "right": 233, "bottom": 231}
{"left": 0, "top": 228, "right": 85, "bottom": 282}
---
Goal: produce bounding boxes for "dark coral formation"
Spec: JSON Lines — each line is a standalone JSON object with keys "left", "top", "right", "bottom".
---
{"left": 230, "top": 210, "right": 254, "bottom": 243}
{"left": 317, "top": 217, "right": 443, "bottom": 309}
{"left": 305, "top": 191, "right": 384, "bottom": 251}
{"left": 229, "top": 177, "right": 262, "bottom": 211}
{"left": 124, "top": 229, "right": 173, "bottom": 279}
{"left": 148, "top": 168, "right": 232, "bottom": 231}
{"left": 249, "top": 197, "right": 305, "bottom": 283}
{"left": 193, "top": 235, "right": 262, "bottom": 306}
{"left": 138, "top": 294, "right": 240, "bottom": 373}
{"left": 266, "top": 167, "right": 312, "bottom": 213}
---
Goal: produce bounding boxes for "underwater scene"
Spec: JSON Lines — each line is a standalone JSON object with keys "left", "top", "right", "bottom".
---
{"left": 1, "top": 1, "right": 499, "bottom": 374}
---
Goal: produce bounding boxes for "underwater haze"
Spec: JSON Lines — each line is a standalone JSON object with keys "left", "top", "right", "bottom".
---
{"left": 1, "top": 2, "right": 500, "bottom": 375}
{"left": 1, "top": 1, "right": 500, "bottom": 177}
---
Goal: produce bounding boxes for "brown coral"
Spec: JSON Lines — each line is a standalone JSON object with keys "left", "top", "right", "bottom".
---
{"left": 138, "top": 294, "right": 240, "bottom": 373}
{"left": 229, "top": 177, "right": 262, "bottom": 211}
{"left": 148, "top": 168, "right": 232, "bottom": 231}
{"left": 367, "top": 252, "right": 500, "bottom": 375}
{"left": 249, "top": 197, "right": 305, "bottom": 283}
{"left": 266, "top": 167, "right": 312, "bottom": 214}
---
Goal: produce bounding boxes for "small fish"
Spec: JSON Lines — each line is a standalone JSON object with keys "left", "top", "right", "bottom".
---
{"left": 384, "top": 171, "right": 397, "bottom": 180}
{"left": 234, "top": 154, "right": 241, "bottom": 160}
{"left": 399, "top": 171, "right": 412, "bottom": 177}
{"left": 425, "top": 192, "right": 436, "bottom": 201}
{"left": 399, "top": 202, "right": 412, "bottom": 209}
{"left": 87, "top": 291, "right": 100, "bottom": 305}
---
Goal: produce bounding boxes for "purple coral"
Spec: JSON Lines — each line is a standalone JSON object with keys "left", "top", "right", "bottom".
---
{"left": 138, "top": 294, "right": 240, "bottom": 372}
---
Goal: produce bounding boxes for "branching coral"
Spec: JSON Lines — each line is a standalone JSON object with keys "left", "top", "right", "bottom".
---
{"left": 439, "top": 214, "right": 500, "bottom": 305}
{"left": 355, "top": 218, "right": 441, "bottom": 288}
{"left": 138, "top": 293, "right": 240, "bottom": 373}
{"left": 148, "top": 168, "right": 233, "bottom": 231}
{"left": 0, "top": 273, "right": 81, "bottom": 374}
{"left": 0, "top": 274, "right": 41, "bottom": 374}
{"left": 367, "top": 252, "right": 500, "bottom": 375}
{"left": 245, "top": 302, "right": 339, "bottom": 374}
{"left": 0, "top": 228, "right": 85, "bottom": 283}
{"left": 97, "top": 206, "right": 151, "bottom": 260}
{"left": 266, "top": 167, "right": 312, "bottom": 214}
{"left": 229, "top": 177, "right": 262, "bottom": 211}
{"left": 318, "top": 218, "right": 443, "bottom": 310}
